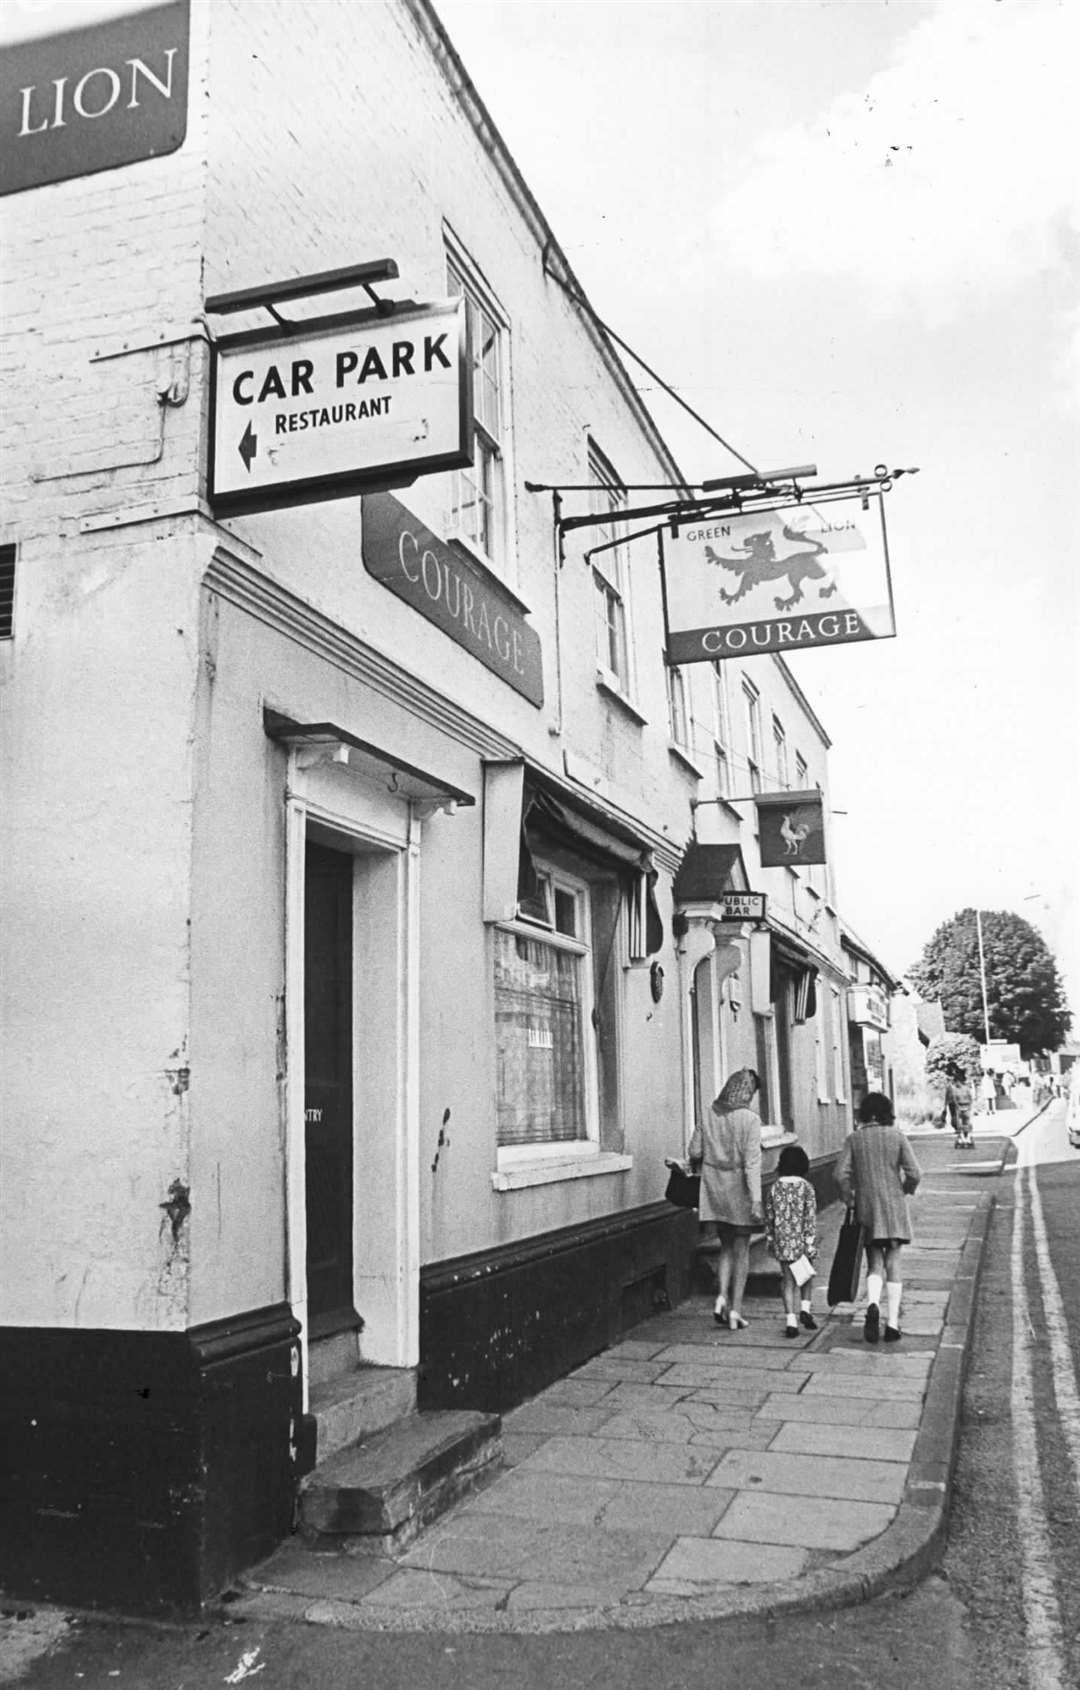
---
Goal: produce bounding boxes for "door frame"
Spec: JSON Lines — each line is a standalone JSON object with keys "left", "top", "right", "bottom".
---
{"left": 284, "top": 747, "right": 422, "bottom": 1403}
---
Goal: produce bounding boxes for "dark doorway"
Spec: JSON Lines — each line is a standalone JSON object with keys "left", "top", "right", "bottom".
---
{"left": 304, "top": 840, "right": 355, "bottom": 1332}
{"left": 773, "top": 963, "right": 794, "bottom": 1129}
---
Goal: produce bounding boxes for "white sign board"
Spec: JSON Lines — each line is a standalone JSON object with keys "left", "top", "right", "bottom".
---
{"left": 209, "top": 299, "right": 470, "bottom": 515}
{"left": 665, "top": 493, "right": 896, "bottom": 662}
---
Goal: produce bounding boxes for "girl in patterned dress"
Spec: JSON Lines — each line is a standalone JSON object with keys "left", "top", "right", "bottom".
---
{"left": 764, "top": 1144, "right": 819, "bottom": 1338}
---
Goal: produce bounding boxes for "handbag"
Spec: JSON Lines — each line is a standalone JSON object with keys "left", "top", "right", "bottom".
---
{"left": 826, "top": 1206, "right": 865, "bottom": 1306}
{"left": 664, "top": 1163, "right": 701, "bottom": 1210}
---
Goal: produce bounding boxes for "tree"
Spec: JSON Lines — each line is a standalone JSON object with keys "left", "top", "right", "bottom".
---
{"left": 925, "top": 1032, "right": 983, "bottom": 1086}
{"left": 909, "top": 908, "right": 1071, "bottom": 1058}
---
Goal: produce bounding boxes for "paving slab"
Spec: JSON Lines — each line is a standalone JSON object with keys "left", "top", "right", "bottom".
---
{"left": 656, "top": 1342, "right": 799, "bottom": 1371}
{"left": 399, "top": 1513, "right": 673, "bottom": 1593}
{"left": 712, "top": 1491, "right": 896, "bottom": 1551}
{"left": 514, "top": 1434, "right": 721, "bottom": 1486}
{"left": 532, "top": 1377, "right": 619, "bottom": 1407}
{"left": 707, "top": 1448, "right": 908, "bottom": 1504}
{"left": 502, "top": 1402, "right": 618, "bottom": 1438}
{"left": 768, "top": 1420, "right": 917, "bottom": 1463}
{"left": 646, "top": 1536, "right": 808, "bottom": 1590}
{"left": 754, "top": 1391, "right": 921, "bottom": 1430}
{"left": 463, "top": 1470, "right": 736, "bottom": 1537}
{"left": 799, "top": 1371, "right": 926, "bottom": 1401}
{"left": 659, "top": 1362, "right": 806, "bottom": 1393}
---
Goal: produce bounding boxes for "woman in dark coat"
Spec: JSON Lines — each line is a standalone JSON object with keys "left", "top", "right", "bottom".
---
{"left": 688, "top": 1068, "right": 763, "bottom": 1331}
{"left": 835, "top": 1090, "right": 921, "bottom": 1344}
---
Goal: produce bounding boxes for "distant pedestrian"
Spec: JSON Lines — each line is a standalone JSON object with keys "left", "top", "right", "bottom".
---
{"left": 764, "top": 1144, "right": 818, "bottom": 1337}
{"left": 688, "top": 1067, "right": 763, "bottom": 1332}
{"left": 979, "top": 1071, "right": 997, "bottom": 1115}
{"left": 835, "top": 1091, "right": 922, "bottom": 1345}
{"left": 945, "top": 1064, "right": 974, "bottom": 1148}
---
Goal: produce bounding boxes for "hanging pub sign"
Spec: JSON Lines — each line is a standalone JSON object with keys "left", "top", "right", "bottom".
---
{"left": 1, "top": 0, "right": 190, "bottom": 197}
{"left": 755, "top": 791, "right": 826, "bottom": 868}
{"left": 209, "top": 298, "right": 472, "bottom": 516}
{"left": 663, "top": 493, "right": 895, "bottom": 663}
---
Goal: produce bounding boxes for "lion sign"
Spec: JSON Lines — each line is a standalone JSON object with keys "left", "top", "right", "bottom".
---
{"left": 664, "top": 494, "right": 896, "bottom": 664}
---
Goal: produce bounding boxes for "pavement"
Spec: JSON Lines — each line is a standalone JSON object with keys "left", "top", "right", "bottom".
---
{"left": 234, "top": 1105, "right": 1043, "bottom": 1637}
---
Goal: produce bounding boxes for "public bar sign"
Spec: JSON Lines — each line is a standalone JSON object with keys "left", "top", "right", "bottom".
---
{"left": 716, "top": 891, "right": 766, "bottom": 922}
{"left": 0, "top": 1, "right": 190, "bottom": 197}
{"left": 362, "top": 494, "right": 544, "bottom": 708}
{"left": 209, "top": 300, "right": 471, "bottom": 516}
{"left": 664, "top": 493, "right": 896, "bottom": 663}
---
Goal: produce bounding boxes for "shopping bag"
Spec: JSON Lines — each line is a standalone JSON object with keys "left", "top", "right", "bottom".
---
{"left": 826, "top": 1208, "right": 864, "bottom": 1305}
{"left": 664, "top": 1162, "right": 701, "bottom": 1210}
{"left": 789, "top": 1253, "right": 815, "bottom": 1287}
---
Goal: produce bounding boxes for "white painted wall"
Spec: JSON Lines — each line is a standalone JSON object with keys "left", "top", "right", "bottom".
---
{"left": 0, "top": 0, "right": 848, "bottom": 1342}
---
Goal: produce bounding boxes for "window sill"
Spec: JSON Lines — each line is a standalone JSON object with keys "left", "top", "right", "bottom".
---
{"left": 444, "top": 532, "right": 532, "bottom": 616}
{"left": 595, "top": 672, "right": 647, "bottom": 726}
{"left": 491, "top": 1151, "right": 633, "bottom": 1191}
{"left": 668, "top": 742, "right": 704, "bottom": 780}
{"left": 713, "top": 796, "right": 744, "bottom": 823}
{"left": 761, "top": 1126, "right": 797, "bottom": 1154}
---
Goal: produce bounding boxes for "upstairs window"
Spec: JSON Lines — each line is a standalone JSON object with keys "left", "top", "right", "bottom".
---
{"left": 446, "top": 248, "right": 507, "bottom": 568}
{"left": 667, "top": 663, "right": 691, "bottom": 752}
{"left": 712, "top": 661, "right": 730, "bottom": 796}
{"left": 742, "top": 677, "right": 763, "bottom": 793}
{"left": 589, "top": 444, "right": 633, "bottom": 697}
{"left": 795, "top": 751, "right": 808, "bottom": 790}
{"left": 773, "top": 716, "right": 788, "bottom": 790}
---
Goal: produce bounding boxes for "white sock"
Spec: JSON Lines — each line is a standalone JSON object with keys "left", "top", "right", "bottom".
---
{"left": 786, "top": 1313, "right": 798, "bottom": 1328}
{"left": 866, "top": 1272, "right": 884, "bottom": 1310}
{"left": 886, "top": 1282, "right": 902, "bottom": 1327}
{"left": 800, "top": 1297, "right": 812, "bottom": 1313}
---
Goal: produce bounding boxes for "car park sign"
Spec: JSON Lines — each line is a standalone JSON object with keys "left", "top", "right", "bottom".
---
{"left": 209, "top": 298, "right": 471, "bottom": 515}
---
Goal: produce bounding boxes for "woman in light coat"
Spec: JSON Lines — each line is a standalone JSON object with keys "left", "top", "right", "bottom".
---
{"left": 836, "top": 1090, "right": 921, "bottom": 1344}
{"left": 688, "top": 1068, "right": 763, "bottom": 1331}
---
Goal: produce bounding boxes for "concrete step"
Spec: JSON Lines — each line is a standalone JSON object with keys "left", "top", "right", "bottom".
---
{"left": 309, "top": 1363, "right": 416, "bottom": 1464}
{"left": 299, "top": 1409, "right": 502, "bottom": 1553}
{"left": 308, "top": 1328, "right": 361, "bottom": 1388}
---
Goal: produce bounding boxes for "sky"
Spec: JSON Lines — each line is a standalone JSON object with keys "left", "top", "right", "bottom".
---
{"left": 435, "top": 0, "right": 1080, "bottom": 1011}
{"left": 4, "top": 0, "right": 1077, "bottom": 1018}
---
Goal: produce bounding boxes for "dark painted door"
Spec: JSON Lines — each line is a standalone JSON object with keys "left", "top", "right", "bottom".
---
{"left": 304, "top": 841, "right": 354, "bottom": 1331}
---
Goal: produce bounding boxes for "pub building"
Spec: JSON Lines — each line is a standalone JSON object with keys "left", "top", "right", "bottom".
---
{"left": 1, "top": 0, "right": 855, "bottom": 1614}
{"left": 842, "top": 925, "right": 905, "bottom": 1109}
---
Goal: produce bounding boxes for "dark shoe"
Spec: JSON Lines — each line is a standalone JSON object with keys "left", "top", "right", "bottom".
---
{"left": 864, "top": 1303, "right": 881, "bottom": 1344}
{"left": 785, "top": 1322, "right": 799, "bottom": 1338}
{"left": 713, "top": 1298, "right": 727, "bottom": 1326}
{"left": 884, "top": 1325, "right": 902, "bottom": 1344}
{"left": 800, "top": 1309, "right": 818, "bottom": 1330}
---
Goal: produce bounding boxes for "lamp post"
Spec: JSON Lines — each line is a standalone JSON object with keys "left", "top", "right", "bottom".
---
{"left": 975, "top": 909, "right": 992, "bottom": 1048}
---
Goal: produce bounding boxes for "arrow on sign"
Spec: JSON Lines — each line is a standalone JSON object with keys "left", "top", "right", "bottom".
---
{"left": 238, "top": 421, "right": 257, "bottom": 472}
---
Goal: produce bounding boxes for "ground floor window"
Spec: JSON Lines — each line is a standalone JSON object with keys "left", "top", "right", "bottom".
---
{"left": 495, "top": 928, "right": 591, "bottom": 1145}
{"left": 495, "top": 866, "right": 598, "bottom": 1148}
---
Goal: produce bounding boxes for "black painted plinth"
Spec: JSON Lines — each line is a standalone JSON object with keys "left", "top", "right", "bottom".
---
{"left": 0, "top": 1303, "right": 301, "bottom": 1616}
{"left": 418, "top": 1203, "right": 697, "bottom": 1413}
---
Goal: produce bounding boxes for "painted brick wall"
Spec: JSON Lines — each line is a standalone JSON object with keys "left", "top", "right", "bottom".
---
{"left": 0, "top": 2, "right": 213, "bottom": 1329}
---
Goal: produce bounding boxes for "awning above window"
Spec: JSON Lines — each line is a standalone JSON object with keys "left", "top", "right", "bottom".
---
{"left": 672, "top": 843, "right": 750, "bottom": 904}
{"left": 482, "top": 758, "right": 664, "bottom": 953}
